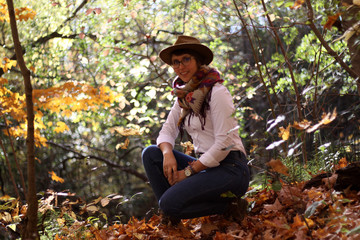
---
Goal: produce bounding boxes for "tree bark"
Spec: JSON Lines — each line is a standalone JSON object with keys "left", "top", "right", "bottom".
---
{"left": 5, "top": 0, "right": 38, "bottom": 239}
{"left": 340, "top": 2, "right": 360, "bottom": 95}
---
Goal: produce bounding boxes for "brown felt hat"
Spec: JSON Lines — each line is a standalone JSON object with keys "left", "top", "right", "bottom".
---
{"left": 159, "top": 35, "right": 213, "bottom": 65}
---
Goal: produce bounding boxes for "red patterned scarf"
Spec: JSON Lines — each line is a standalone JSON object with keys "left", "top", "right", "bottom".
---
{"left": 172, "top": 65, "right": 224, "bottom": 128}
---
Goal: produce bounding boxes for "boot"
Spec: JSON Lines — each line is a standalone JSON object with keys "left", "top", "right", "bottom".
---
{"left": 159, "top": 210, "right": 181, "bottom": 226}
{"left": 224, "top": 198, "right": 248, "bottom": 223}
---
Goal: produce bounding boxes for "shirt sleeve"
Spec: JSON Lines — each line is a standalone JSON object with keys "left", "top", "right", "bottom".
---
{"left": 198, "top": 85, "right": 238, "bottom": 167}
{"left": 156, "top": 100, "right": 181, "bottom": 148}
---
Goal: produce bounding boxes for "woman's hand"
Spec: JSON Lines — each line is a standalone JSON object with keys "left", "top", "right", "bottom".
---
{"left": 159, "top": 142, "right": 179, "bottom": 185}
{"left": 168, "top": 170, "right": 186, "bottom": 185}
{"left": 163, "top": 152, "right": 178, "bottom": 184}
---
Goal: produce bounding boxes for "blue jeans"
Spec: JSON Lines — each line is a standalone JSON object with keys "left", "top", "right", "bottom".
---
{"left": 142, "top": 145, "right": 250, "bottom": 219}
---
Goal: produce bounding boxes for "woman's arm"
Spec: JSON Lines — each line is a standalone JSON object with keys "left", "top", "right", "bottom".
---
{"left": 159, "top": 142, "right": 177, "bottom": 184}
{"left": 197, "top": 84, "right": 240, "bottom": 167}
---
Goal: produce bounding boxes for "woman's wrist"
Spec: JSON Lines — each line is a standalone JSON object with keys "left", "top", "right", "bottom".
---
{"left": 191, "top": 160, "right": 207, "bottom": 173}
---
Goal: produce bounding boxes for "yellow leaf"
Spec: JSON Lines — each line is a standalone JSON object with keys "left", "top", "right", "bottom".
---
{"left": 49, "top": 171, "right": 65, "bottom": 183}
{"left": 320, "top": 108, "right": 337, "bottom": 125}
{"left": 305, "top": 218, "right": 315, "bottom": 228}
{"left": 54, "top": 121, "right": 69, "bottom": 133}
{"left": 117, "top": 138, "right": 130, "bottom": 149}
{"left": 278, "top": 124, "right": 291, "bottom": 140}
{"left": 250, "top": 144, "right": 258, "bottom": 153}
{"left": 112, "top": 126, "right": 141, "bottom": 136}
{"left": 0, "top": 195, "right": 12, "bottom": 201}
{"left": 57, "top": 218, "right": 65, "bottom": 226}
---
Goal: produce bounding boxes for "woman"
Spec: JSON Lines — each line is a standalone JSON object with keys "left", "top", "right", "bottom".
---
{"left": 142, "top": 35, "right": 250, "bottom": 224}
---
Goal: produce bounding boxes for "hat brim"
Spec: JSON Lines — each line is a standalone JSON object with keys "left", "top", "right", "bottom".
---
{"left": 159, "top": 43, "right": 213, "bottom": 66}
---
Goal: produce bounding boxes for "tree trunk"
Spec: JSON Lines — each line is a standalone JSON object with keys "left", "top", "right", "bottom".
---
{"left": 5, "top": 0, "right": 39, "bottom": 239}
{"left": 341, "top": 1, "right": 360, "bottom": 95}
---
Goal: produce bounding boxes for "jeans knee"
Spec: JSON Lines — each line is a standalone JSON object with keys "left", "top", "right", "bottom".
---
{"left": 142, "top": 145, "right": 160, "bottom": 164}
{"left": 159, "top": 197, "right": 180, "bottom": 216}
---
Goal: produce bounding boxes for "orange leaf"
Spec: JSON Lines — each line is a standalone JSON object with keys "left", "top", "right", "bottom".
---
{"left": 306, "top": 108, "right": 337, "bottom": 133}
{"left": 49, "top": 171, "right": 65, "bottom": 183}
{"left": 290, "top": 0, "right": 305, "bottom": 9}
{"left": 267, "top": 159, "right": 289, "bottom": 176}
{"left": 291, "top": 214, "right": 304, "bottom": 228}
{"left": 320, "top": 108, "right": 337, "bottom": 125}
{"left": 324, "top": 13, "right": 341, "bottom": 30}
{"left": 292, "top": 119, "right": 311, "bottom": 130}
{"left": 264, "top": 198, "right": 283, "bottom": 212}
{"left": 338, "top": 157, "right": 348, "bottom": 169}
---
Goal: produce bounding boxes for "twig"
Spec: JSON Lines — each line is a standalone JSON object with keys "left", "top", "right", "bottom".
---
{"left": 0, "top": 137, "right": 20, "bottom": 198}
{"left": 232, "top": 0, "right": 276, "bottom": 119}
{"left": 3, "top": 115, "right": 27, "bottom": 196}
{"left": 305, "top": 0, "right": 360, "bottom": 92}
{"left": 47, "top": 141, "right": 148, "bottom": 182}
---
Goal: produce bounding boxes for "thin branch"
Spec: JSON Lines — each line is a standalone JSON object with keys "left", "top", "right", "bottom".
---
{"left": 47, "top": 141, "right": 148, "bottom": 182}
{"left": 305, "top": 0, "right": 360, "bottom": 83}
{"left": 0, "top": 137, "right": 20, "bottom": 198}
{"left": 260, "top": 0, "right": 303, "bottom": 121}
{"left": 232, "top": 0, "right": 276, "bottom": 119}
{"left": 3, "top": 115, "right": 27, "bottom": 196}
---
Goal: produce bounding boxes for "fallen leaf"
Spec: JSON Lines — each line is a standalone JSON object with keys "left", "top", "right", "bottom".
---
{"left": 264, "top": 198, "right": 283, "bottom": 211}
{"left": 338, "top": 157, "right": 348, "bottom": 169}
{"left": 322, "top": 174, "right": 338, "bottom": 189}
{"left": 267, "top": 159, "right": 289, "bottom": 176}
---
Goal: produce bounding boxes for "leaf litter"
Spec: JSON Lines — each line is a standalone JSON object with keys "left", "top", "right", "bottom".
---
{"left": 1, "top": 172, "right": 359, "bottom": 239}
{"left": 64, "top": 181, "right": 359, "bottom": 239}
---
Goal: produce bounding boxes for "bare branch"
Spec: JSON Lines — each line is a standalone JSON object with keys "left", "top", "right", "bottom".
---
{"left": 47, "top": 141, "right": 148, "bottom": 182}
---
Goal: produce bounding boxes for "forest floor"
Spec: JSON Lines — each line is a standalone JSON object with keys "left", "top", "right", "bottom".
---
{"left": 56, "top": 164, "right": 360, "bottom": 239}
{"left": 1, "top": 164, "right": 360, "bottom": 239}
{"left": 85, "top": 183, "right": 359, "bottom": 239}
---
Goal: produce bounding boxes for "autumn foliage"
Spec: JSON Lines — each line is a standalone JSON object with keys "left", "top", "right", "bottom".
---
{"left": 1, "top": 0, "right": 360, "bottom": 239}
{"left": 2, "top": 169, "right": 359, "bottom": 239}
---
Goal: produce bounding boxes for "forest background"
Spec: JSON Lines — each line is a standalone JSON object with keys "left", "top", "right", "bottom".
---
{"left": 0, "top": 0, "right": 360, "bottom": 238}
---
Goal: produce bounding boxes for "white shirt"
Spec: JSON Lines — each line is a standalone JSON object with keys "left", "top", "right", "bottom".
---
{"left": 156, "top": 83, "right": 246, "bottom": 168}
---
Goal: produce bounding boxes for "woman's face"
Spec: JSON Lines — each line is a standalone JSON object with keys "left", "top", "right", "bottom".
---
{"left": 171, "top": 54, "right": 199, "bottom": 82}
